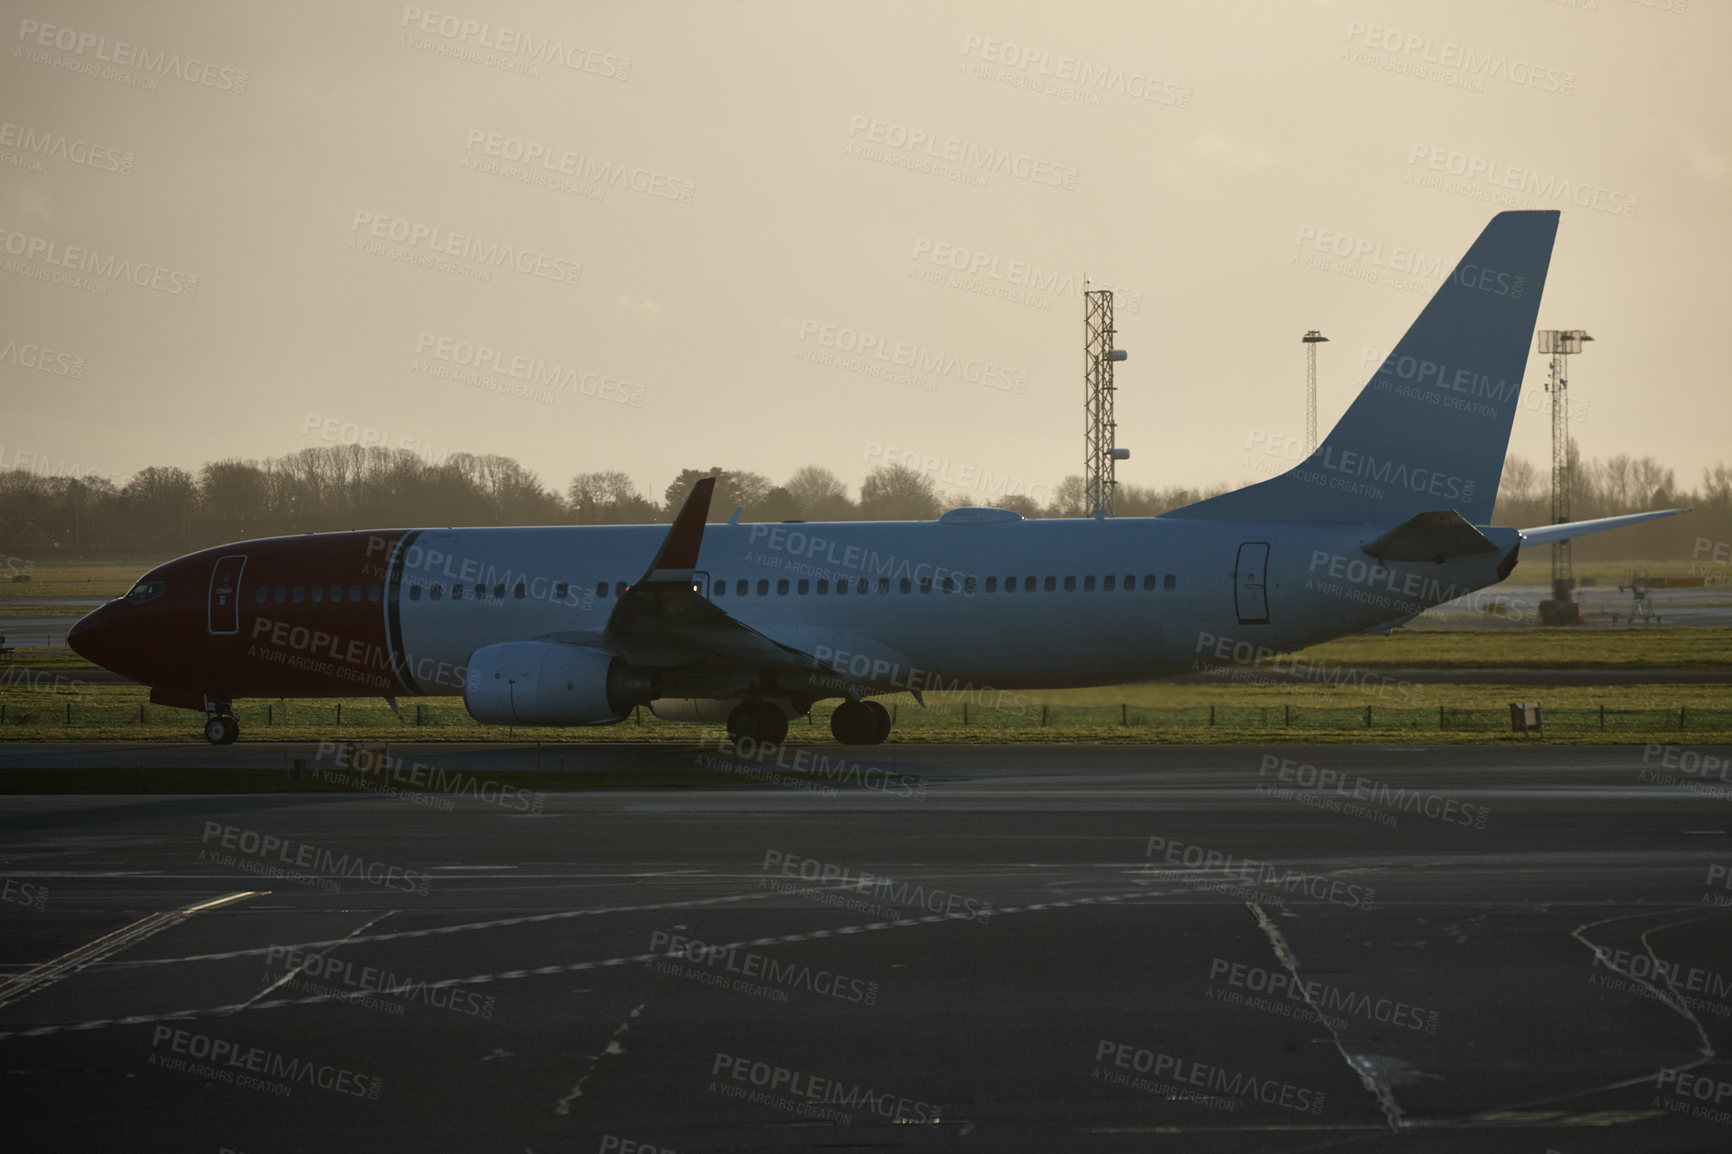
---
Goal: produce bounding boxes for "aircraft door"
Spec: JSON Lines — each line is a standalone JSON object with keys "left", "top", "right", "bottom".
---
{"left": 1234, "top": 542, "right": 1270, "bottom": 625}
{"left": 208, "top": 554, "right": 247, "bottom": 635}
{"left": 691, "top": 571, "right": 710, "bottom": 598}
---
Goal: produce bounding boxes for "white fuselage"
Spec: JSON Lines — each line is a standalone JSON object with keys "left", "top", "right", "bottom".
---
{"left": 389, "top": 514, "right": 1519, "bottom": 695}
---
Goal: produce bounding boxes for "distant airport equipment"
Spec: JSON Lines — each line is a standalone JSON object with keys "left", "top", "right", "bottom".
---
{"left": 1084, "top": 289, "right": 1129, "bottom": 517}
{"left": 1536, "top": 329, "right": 1593, "bottom": 625}
{"left": 1613, "top": 571, "right": 1707, "bottom": 625}
{"left": 1302, "top": 330, "right": 1328, "bottom": 453}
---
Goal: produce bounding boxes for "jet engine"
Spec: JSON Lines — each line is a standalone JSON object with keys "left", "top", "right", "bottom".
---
{"left": 463, "top": 642, "right": 657, "bottom": 726}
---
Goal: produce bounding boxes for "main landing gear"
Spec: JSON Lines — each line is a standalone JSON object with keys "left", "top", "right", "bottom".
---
{"left": 726, "top": 701, "right": 789, "bottom": 745}
{"left": 723, "top": 697, "right": 894, "bottom": 746}
{"left": 830, "top": 699, "right": 891, "bottom": 745}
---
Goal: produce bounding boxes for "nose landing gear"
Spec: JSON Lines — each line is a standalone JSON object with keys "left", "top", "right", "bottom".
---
{"left": 203, "top": 701, "right": 240, "bottom": 745}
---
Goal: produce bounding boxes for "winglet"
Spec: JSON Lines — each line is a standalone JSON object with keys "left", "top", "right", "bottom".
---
{"left": 637, "top": 477, "right": 715, "bottom": 585}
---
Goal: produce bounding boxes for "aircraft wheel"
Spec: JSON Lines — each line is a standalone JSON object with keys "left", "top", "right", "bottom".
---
{"left": 204, "top": 715, "right": 240, "bottom": 745}
{"left": 728, "top": 702, "right": 787, "bottom": 745}
{"left": 862, "top": 700, "right": 892, "bottom": 744}
{"left": 830, "top": 700, "right": 879, "bottom": 745}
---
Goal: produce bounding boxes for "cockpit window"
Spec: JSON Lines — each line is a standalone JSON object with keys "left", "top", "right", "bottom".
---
{"left": 124, "top": 580, "right": 166, "bottom": 605}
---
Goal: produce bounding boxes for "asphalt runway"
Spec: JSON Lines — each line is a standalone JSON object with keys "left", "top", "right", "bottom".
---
{"left": 3, "top": 742, "right": 1732, "bottom": 1152}
{"left": 0, "top": 615, "right": 77, "bottom": 648}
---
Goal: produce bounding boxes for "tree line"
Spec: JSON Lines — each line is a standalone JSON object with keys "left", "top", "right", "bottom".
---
{"left": 0, "top": 442, "right": 1724, "bottom": 563}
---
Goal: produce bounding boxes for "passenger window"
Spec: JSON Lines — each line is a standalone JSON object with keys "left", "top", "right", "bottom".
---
{"left": 817, "top": 579, "right": 828, "bottom": 594}
{"left": 556, "top": 582, "right": 568, "bottom": 599}
{"left": 430, "top": 584, "right": 443, "bottom": 600}
{"left": 1025, "top": 575, "right": 1036, "bottom": 591}
{"left": 409, "top": 585, "right": 421, "bottom": 601}
{"left": 350, "top": 585, "right": 362, "bottom": 602}
{"left": 330, "top": 584, "right": 343, "bottom": 602}
{"left": 942, "top": 576, "right": 954, "bottom": 593}
{"left": 1044, "top": 577, "right": 1056, "bottom": 592}
{"left": 597, "top": 581, "right": 609, "bottom": 597}
{"left": 311, "top": 586, "right": 324, "bottom": 603}
{"left": 1124, "top": 574, "right": 1135, "bottom": 591}
{"left": 899, "top": 578, "right": 912, "bottom": 594}
{"left": 514, "top": 583, "right": 527, "bottom": 599}
{"left": 920, "top": 577, "right": 932, "bottom": 593}
{"left": 876, "top": 578, "right": 888, "bottom": 594}
{"left": 1005, "top": 576, "right": 1017, "bottom": 592}
{"left": 493, "top": 583, "right": 504, "bottom": 599}
{"left": 1083, "top": 575, "right": 1095, "bottom": 592}
{"left": 797, "top": 579, "right": 809, "bottom": 594}
{"left": 714, "top": 581, "right": 726, "bottom": 597}
{"left": 986, "top": 577, "right": 997, "bottom": 593}
{"left": 777, "top": 579, "right": 789, "bottom": 595}
{"left": 254, "top": 587, "right": 267, "bottom": 604}
{"left": 452, "top": 584, "right": 463, "bottom": 600}
{"left": 736, "top": 580, "right": 748, "bottom": 596}
{"left": 1143, "top": 575, "right": 1157, "bottom": 591}
{"left": 368, "top": 586, "right": 381, "bottom": 602}
{"left": 836, "top": 580, "right": 847, "bottom": 595}
{"left": 293, "top": 586, "right": 305, "bottom": 603}
{"left": 1165, "top": 574, "right": 1176, "bottom": 590}
{"left": 964, "top": 576, "right": 976, "bottom": 593}
{"left": 1064, "top": 576, "right": 1076, "bottom": 592}
{"left": 757, "top": 579, "right": 769, "bottom": 595}
{"left": 1103, "top": 575, "right": 1116, "bottom": 591}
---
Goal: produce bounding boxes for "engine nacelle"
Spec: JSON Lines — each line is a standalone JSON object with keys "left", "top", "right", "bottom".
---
{"left": 463, "top": 642, "right": 656, "bottom": 726}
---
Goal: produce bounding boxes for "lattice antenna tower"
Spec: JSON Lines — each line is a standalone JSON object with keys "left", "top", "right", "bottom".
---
{"left": 1537, "top": 329, "right": 1593, "bottom": 621}
{"left": 1084, "top": 290, "right": 1128, "bottom": 516}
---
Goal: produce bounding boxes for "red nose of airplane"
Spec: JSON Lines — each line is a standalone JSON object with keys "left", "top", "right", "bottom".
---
{"left": 67, "top": 603, "right": 123, "bottom": 672}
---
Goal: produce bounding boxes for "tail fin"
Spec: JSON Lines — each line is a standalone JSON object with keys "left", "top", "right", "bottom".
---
{"left": 1168, "top": 210, "right": 1559, "bottom": 524}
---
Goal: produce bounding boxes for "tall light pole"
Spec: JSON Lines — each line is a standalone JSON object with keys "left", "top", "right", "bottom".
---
{"left": 1302, "top": 330, "right": 1329, "bottom": 453}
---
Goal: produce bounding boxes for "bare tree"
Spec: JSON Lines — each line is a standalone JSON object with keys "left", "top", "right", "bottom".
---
{"left": 664, "top": 468, "right": 771, "bottom": 521}
{"left": 1045, "top": 475, "right": 1090, "bottom": 517}
{"left": 784, "top": 465, "right": 856, "bottom": 520}
{"left": 568, "top": 470, "right": 657, "bottom": 523}
{"left": 1499, "top": 456, "right": 1541, "bottom": 506}
{"left": 858, "top": 464, "right": 941, "bottom": 520}
{"left": 1602, "top": 453, "right": 1632, "bottom": 511}
{"left": 1630, "top": 457, "right": 1675, "bottom": 510}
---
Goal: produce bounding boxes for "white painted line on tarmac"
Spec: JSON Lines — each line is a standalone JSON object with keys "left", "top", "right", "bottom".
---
{"left": 0, "top": 890, "right": 262, "bottom": 1009}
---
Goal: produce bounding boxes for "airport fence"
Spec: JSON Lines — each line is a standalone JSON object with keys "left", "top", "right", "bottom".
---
{"left": 0, "top": 698, "right": 1729, "bottom": 737}
{"left": 867, "top": 701, "right": 1732, "bottom": 735}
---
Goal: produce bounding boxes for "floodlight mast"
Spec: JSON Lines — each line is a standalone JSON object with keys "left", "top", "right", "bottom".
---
{"left": 1084, "top": 289, "right": 1128, "bottom": 516}
{"left": 1302, "top": 330, "right": 1328, "bottom": 454}
{"left": 1536, "top": 328, "right": 1593, "bottom": 625}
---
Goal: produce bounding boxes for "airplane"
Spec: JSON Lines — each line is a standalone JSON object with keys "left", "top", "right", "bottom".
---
{"left": 69, "top": 210, "right": 1686, "bottom": 746}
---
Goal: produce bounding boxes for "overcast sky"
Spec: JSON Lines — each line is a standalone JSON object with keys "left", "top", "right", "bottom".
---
{"left": 2, "top": 0, "right": 1725, "bottom": 510}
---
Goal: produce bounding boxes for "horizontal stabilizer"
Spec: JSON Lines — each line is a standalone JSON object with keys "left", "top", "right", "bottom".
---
{"left": 1363, "top": 510, "right": 1499, "bottom": 563}
{"left": 1519, "top": 508, "right": 1690, "bottom": 547}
